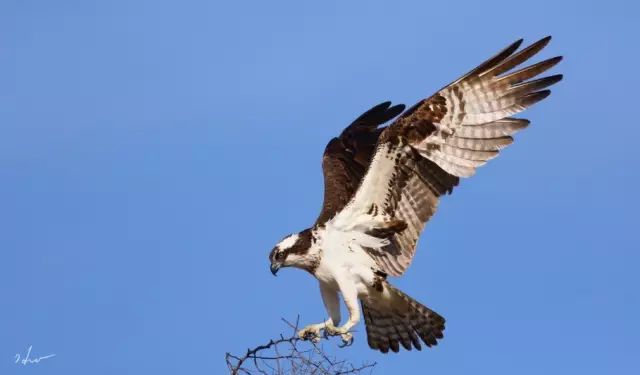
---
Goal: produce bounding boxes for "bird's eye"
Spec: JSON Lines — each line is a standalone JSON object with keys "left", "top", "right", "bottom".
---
{"left": 276, "top": 252, "right": 284, "bottom": 260}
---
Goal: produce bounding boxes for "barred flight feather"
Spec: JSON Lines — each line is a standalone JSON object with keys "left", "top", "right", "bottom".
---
{"left": 328, "top": 37, "right": 561, "bottom": 277}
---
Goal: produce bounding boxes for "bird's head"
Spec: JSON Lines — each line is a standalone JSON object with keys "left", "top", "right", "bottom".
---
{"left": 269, "top": 228, "right": 314, "bottom": 275}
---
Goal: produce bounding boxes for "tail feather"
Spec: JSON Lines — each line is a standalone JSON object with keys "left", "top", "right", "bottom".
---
{"left": 362, "top": 283, "right": 445, "bottom": 353}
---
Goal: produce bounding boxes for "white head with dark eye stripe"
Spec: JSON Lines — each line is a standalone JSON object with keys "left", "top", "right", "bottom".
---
{"left": 269, "top": 229, "right": 314, "bottom": 275}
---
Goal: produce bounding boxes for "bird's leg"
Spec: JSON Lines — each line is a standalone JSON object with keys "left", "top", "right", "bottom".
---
{"left": 325, "top": 278, "right": 359, "bottom": 347}
{"left": 298, "top": 283, "right": 341, "bottom": 343}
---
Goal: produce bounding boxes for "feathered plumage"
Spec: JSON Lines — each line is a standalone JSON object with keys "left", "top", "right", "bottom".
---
{"left": 270, "top": 37, "right": 562, "bottom": 353}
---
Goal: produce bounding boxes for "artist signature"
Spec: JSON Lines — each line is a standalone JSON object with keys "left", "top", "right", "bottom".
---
{"left": 14, "top": 345, "right": 55, "bottom": 366}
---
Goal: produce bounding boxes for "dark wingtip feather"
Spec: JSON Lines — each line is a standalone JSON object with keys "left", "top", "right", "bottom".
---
{"left": 539, "top": 56, "right": 563, "bottom": 74}
{"left": 548, "top": 73, "right": 563, "bottom": 85}
{"left": 389, "top": 103, "right": 406, "bottom": 115}
{"left": 354, "top": 101, "right": 392, "bottom": 120}
{"left": 510, "top": 74, "right": 563, "bottom": 95}
{"left": 511, "top": 38, "right": 525, "bottom": 51}
{"left": 537, "top": 35, "right": 552, "bottom": 47}
{"left": 496, "top": 55, "right": 563, "bottom": 85}
{"left": 452, "top": 38, "right": 524, "bottom": 85}
{"left": 525, "top": 36, "right": 553, "bottom": 57}
{"left": 504, "top": 118, "right": 531, "bottom": 126}
{"left": 518, "top": 89, "right": 552, "bottom": 107}
{"left": 384, "top": 104, "right": 406, "bottom": 122}
{"left": 348, "top": 101, "right": 400, "bottom": 129}
{"left": 550, "top": 73, "right": 563, "bottom": 81}
{"left": 489, "top": 38, "right": 560, "bottom": 79}
{"left": 549, "top": 55, "right": 563, "bottom": 65}
{"left": 376, "top": 101, "right": 393, "bottom": 109}
{"left": 488, "top": 37, "right": 524, "bottom": 65}
{"left": 523, "top": 36, "right": 552, "bottom": 55}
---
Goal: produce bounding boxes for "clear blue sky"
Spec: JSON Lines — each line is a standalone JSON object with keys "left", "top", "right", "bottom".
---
{"left": 2, "top": 0, "right": 638, "bottom": 374}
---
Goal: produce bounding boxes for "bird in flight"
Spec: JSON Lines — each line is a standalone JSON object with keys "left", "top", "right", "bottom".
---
{"left": 269, "top": 37, "right": 562, "bottom": 353}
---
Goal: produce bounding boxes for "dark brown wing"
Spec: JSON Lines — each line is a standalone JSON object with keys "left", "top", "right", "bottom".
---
{"left": 329, "top": 37, "right": 562, "bottom": 276}
{"left": 315, "top": 102, "right": 405, "bottom": 224}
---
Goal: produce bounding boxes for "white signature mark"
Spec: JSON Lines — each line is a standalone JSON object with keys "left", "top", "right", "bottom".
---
{"left": 14, "top": 345, "right": 56, "bottom": 366}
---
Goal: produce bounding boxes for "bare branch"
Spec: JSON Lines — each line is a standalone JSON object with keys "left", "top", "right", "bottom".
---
{"left": 225, "top": 317, "right": 377, "bottom": 375}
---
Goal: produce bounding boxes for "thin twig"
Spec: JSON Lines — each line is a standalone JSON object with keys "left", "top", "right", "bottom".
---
{"left": 225, "top": 316, "right": 377, "bottom": 374}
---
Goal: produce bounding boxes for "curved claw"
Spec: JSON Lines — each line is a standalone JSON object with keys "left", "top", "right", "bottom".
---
{"left": 338, "top": 334, "right": 354, "bottom": 348}
{"left": 324, "top": 324, "right": 354, "bottom": 348}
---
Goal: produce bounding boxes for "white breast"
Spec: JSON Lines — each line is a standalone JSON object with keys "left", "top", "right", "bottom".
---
{"left": 312, "top": 225, "right": 385, "bottom": 297}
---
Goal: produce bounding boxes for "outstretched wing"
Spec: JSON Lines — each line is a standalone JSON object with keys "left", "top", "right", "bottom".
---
{"left": 328, "top": 36, "right": 563, "bottom": 276}
{"left": 315, "top": 102, "right": 405, "bottom": 224}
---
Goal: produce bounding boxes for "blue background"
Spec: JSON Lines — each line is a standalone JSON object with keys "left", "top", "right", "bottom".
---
{"left": 2, "top": 0, "right": 638, "bottom": 374}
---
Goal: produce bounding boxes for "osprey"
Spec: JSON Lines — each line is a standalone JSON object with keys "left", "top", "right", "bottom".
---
{"left": 269, "top": 37, "right": 562, "bottom": 353}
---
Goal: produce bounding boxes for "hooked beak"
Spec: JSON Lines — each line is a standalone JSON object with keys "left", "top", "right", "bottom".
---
{"left": 270, "top": 262, "right": 281, "bottom": 276}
